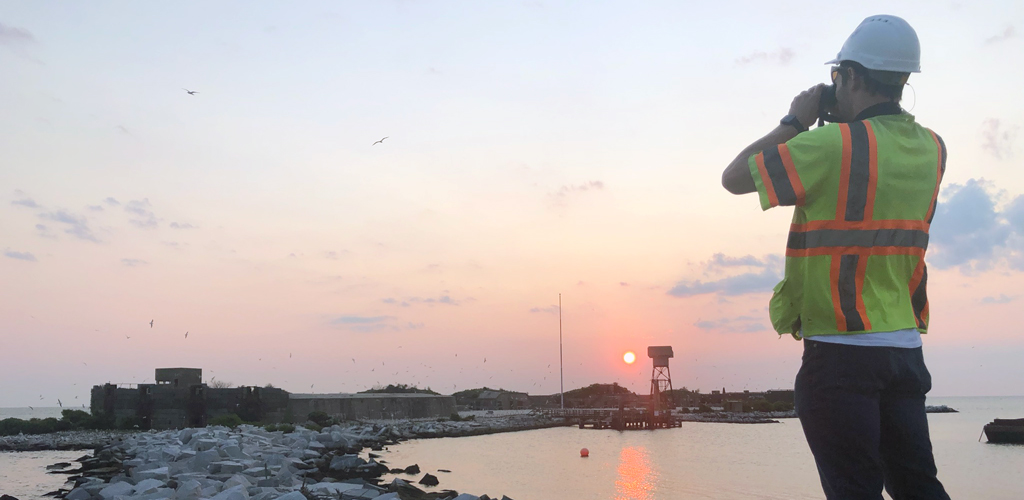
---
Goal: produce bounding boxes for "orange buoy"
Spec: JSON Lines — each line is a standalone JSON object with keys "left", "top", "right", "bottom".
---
{"left": 580, "top": 448, "right": 589, "bottom": 457}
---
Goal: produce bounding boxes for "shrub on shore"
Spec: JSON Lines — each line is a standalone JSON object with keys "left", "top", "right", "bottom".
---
{"left": 307, "top": 411, "right": 332, "bottom": 427}
{"left": 208, "top": 414, "right": 244, "bottom": 428}
{"left": 0, "top": 409, "right": 120, "bottom": 436}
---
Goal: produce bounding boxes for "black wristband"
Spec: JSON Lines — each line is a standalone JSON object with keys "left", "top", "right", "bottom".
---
{"left": 780, "top": 114, "right": 807, "bottom": 133}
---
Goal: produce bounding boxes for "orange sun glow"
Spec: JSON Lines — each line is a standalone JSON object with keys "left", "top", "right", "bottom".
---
{"left": 623, "top": 351, "right": 636, "bottom": 364}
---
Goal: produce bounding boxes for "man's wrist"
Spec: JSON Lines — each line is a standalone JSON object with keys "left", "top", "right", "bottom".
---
{"left": 780, "top": 114, "right": 808, "bottom": 133}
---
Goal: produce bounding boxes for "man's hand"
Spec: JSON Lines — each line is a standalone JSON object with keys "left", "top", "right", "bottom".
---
{"left": 789, "top": 84, "right": 827, "bottom": 130}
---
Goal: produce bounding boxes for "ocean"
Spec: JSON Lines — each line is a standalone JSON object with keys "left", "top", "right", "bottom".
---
{"left": 2, "top": 397, "right": 1022, "bottom": 499}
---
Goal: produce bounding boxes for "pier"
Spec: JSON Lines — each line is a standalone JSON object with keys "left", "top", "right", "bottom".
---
{"left": 542, "top": 408, "right": 682, "bottom": 430}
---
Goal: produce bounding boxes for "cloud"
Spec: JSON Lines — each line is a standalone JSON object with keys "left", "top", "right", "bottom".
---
{"left": 981, "top": 119, "right": 1017, "bottom": 159}
{"left": 121, "top": 258, "right": 148, "bottom": 267}
{"left": 169, "top": 222, "right": 196, "bottom": 229}
{"left": 668, "top": 253, "right": 783, "bottom": 297}
{"left": 929, "top": 179, "right": 1024, "bottom": 271}
{"left": 980, "top": 294, "right": 1015, "bottom": 304}
{"left": 4, "top": 249, "right": 37, "bottom": 262}
{"left": 384, "top": 294, "right": 462, "bottom": 306}
{"left": 530, "top": 305, "right": 560, "bottom": 314}
{"left": 736, "top": 48, "right": 795, "bottom": 66}
{"left": 87, "top": 205, "right": 104, "bottom": 211}
{"left": 332, "top": 315, "right": 395, "bottom": 325}
{"left": 104, "top": 197, "right": 120, "bottom": 206}
{"left": 35, "top": 224, "right": 55, "bottom": 238}
{"left": 11, "top": 198, "right": 40, "bottom": 208}
{"left": 38, "top": 210, "right": 99, "bottom": 242}
{"left": 325, "top": 250, "right": 352, "bottom": 259}
{"left": 125, "top": 198, "right": 158, "bottom": 228}
{"left": 619, "top": 282, "right": 629, "bottom": 286}
{"left": 0, "top": 22, "right": 34, "bottom": 45}
{"left": 553, "top": 181, "right": 604, "bottom": 197}
{"left": 693, "top": 315, "right": 767, "bottom": 333}
{"left": 985, "top": 26, "right": 1015, "bottom": 45}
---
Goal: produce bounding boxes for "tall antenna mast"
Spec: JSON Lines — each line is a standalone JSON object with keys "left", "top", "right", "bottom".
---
{"left": 559, "top": 293, "right": 564, "bottom": 409}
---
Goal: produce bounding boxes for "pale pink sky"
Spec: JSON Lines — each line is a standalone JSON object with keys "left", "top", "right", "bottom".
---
{"left": 2, "top": 1, "right": 1023, "bottom": 407}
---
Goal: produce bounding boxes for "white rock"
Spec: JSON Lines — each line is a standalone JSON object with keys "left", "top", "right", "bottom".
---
{"left": 212, "top": 461, "right": 245, "bottom": 474}
{"left": 210, "top": 485, "right": 249, "bottom": 500}
{"left": 375, "top": 494, "right": 400, "bottom": 500}
{"left": 135, "top": 467, "right": 169, "bottom": 481}
{"left": 307, "top": 482, "right": 363, "bottom": 495}
{"left": 451, "top": 495, "right": 480, "bottom": 500}
{"left": 340, "top": 489, "right": 383, "bottom": 500}
{"left": 98, "top": 481, "right": 135, "bottom": 500}
{"left": 174, "top": 479, "right": 203, "bottom": 500}
{"left": 65, "top": 486, "right": 91, "bottom": 500}
{"left": 134, "top": 478, "right": 166, "bottom": 494}
{"left": 223, "top": 474, "right": 252, "bottom": 490}
{"left": 273, "top": 492, "right": 307, "bottom": 500}
{"left": 195, "top": 439, "right": 219, "bottom": 451}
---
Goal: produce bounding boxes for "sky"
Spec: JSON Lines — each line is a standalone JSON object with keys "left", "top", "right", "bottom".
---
{"left": 1, "top": 1, "right": 1022, "bottom": 408}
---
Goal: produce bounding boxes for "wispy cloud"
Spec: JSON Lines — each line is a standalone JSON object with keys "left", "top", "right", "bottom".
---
{"left": 103, "top": 197, "right": 120, "bottom": 206}
{"left": 332, "top": 315, "right": 395, "bottom": 325}
{"left": 530, "top": 305, "right": 560, "bottom": 314}
{"left": 169, "top": 222, "right": 196, "bottom": 229}
{"left": 668, "top": 253, "right": 783, "bottom": 297}
{"left": 0, "top": 22, "right": 35, "bottom": 45}
{"left": 121, "top": 258, "right": 148, "bottom": 267}
{"left": 38, "top": 210, "right": 99, "bottom": 242}
{"left": 549, "top": 181, "right": 605, "bottom": 206}
{"left": 382, "top": 294, "right": 463, "bottom": 306}
{"left": 693, "top": 315, "right": 767, "bottom": 333}
{"left": 35, "top": 224, "right": 55, "bottom": 238}
{"left": 4, "top": 249, "right": 37, "bottom": 262}
{"left": 980, "top": 294, "right": 1015, "bottom": 304}
{"left": 985, "top": 26, "right": 1015, "bottom": 45}
{"left": 86, "top": 205, "right": 104, "bottom": 212}
{"left": 736, "top": 48, "right": 794, "bottom": 66}
{"left": 981, "top": 118, "right": 1017, "bottom": 159}
{"left": 125, "top": 198, "right": 158, "bottom": 228}
{"left": 11, "top": 198, "right": 40, "bottom": 208}
{"left": 929, "top": 179, "right": 1024, "bottom": 272}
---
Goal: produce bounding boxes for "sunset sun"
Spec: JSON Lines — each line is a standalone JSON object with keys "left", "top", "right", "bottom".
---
{"left": 623, "top": 351, "right": 636, "bottom": 364}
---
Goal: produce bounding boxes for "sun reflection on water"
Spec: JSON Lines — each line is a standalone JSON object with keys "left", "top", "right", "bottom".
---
{"left": 615, "top": 445, "right": 658, "bottom": 500}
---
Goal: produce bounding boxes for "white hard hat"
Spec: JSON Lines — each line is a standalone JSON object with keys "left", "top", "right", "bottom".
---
{"left": 825, "top": 15, "right": 921, "bottom": 73}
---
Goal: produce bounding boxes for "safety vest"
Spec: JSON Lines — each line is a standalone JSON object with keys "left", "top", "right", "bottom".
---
{"left": 748, "top": 111, "right": 946, "bottom": 338}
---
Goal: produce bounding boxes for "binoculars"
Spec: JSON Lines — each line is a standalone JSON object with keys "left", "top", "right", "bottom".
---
{"left": 817, "top": 84, "right": 841, "bottom": 127}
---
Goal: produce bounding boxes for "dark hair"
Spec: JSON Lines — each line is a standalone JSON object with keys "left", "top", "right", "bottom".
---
{"left": 838, "top": 61, "right": 905, "bottom": 101}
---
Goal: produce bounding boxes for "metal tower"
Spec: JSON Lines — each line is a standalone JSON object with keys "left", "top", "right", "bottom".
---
{"left": 647, "top": 346, "right": 674, "bottom": 416}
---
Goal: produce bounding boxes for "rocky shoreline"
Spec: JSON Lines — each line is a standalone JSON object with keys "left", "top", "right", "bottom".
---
{"left": 1, "top": 414, "right": 565, "bottom": 500}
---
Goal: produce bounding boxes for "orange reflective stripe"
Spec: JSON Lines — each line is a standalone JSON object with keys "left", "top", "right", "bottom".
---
{"left": 754, "top": 153, "right": 779, "bottom": 207}
{"left": 778, "top": 145, "right": 806, "bottom": 206}
{"left": 787, "top": 246, "right": 926, "bottom": 258}
{"left": 863, "top": 121, "right": 879, "bottom": 220}
{"left": 836, "top": 124, "right": 852, "bottom": 220}
{"left": 926, "top": 131, "right": 947, "bottom": 224}
{"left": 791, "top": 219, "right": 929, "bottom": 232}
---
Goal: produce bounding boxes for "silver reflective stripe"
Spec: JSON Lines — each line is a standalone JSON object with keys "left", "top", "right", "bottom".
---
{"left": 788, "top": 228, "right": 928, "bottom": 250}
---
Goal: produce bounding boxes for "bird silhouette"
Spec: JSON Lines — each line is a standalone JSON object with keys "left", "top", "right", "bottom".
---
{"left": 372, "top": 137, "right": 388, "bottom": 146}
{"left": 184, "top": 331, "right": 188, "bottom": 339}
{"left": 126, "top": 334, "right": 131, "bottom": 339}
{"left": 28, "top": 406, "right": 33, "bottom": 410}
{"left": 58, "top": 399, "right": 62, "bottom": 408}
{"left": 149, "top": 320, "right": 154, "bottom": 328}
{"left": 183, "top": 88, "right": 198, "bottom": 95}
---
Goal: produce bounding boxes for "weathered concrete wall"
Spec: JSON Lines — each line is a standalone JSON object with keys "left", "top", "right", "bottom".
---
{"left": 154, "top": 368, "right": 202, "bottom": 388}
{"left": 288, "top": 394, "right": 456, "bottom": 421}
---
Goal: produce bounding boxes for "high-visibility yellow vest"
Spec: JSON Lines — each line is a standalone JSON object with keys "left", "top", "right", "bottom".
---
{"left": 748, "top": 111, "right": 946, "bottom": 338}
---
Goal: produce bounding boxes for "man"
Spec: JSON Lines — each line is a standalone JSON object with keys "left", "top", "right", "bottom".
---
{"left": 721, "top": 15, "right": 951, "bottom": 500}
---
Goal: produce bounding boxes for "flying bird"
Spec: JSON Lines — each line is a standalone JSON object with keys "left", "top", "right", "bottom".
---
{"left": 126, "top": 334, "right": 131, "bottom": 339}
{"left": 183, "top": 88, "right": 199, "bottom": 95}
{"left": 372, "top": 137, "right": 388, "bottom": 146}
{"left": 58, "top": 399, "right": 62, "bottom": 408}
{"left": 28, "top": 406, "right": 33, "bottom": 410}
{"left": 185, "top": 331, "right": 188, "bottom": 339}
{"left": 149, "top": 320, "right": 154, "bottom": 328}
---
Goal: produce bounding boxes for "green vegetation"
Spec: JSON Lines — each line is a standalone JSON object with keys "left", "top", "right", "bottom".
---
{"left": 0, "top": 409, "right": 118, "bottom": 436}
{"left": 563, "top": 383, "right": 636, "bottom": 400}
{"left": 208, "top": 413, "right": 244, "bottom": 428}
{"left": 447, "top": 412, "right": 475, "bottom": 422}
{"left": 359, "top": 384, "right": 440, "bottom": 395}
{"left": 307, "top": 411, "right": 332, "bottom": 427}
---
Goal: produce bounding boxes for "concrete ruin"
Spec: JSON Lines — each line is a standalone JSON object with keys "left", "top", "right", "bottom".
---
{"left": 91, "top": 368, "right": 455, "bottom": 430}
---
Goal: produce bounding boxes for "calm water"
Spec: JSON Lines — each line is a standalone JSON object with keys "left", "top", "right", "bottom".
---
{"left": 2, "top": 398, "right": 1022, "bottom": 499}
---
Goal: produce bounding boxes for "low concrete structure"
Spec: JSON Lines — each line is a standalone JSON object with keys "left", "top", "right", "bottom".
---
{"left": 288, "top": 393, "right": 456, "bottom": 421}
{"left": 92, "top": 368, "right": 455, "bottom": 429}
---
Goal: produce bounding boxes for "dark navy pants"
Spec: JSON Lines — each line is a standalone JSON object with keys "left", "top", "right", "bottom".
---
{"left": 795, "top": 340, "right": 951, "bottom": 500}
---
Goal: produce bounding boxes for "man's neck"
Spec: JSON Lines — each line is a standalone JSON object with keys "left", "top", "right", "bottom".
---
{"left": 849, "top": 96, "right": 898, "bottom": 121}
